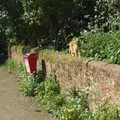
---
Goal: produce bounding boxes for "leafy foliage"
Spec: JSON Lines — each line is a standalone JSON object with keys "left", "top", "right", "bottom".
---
{"left": 94, "top": 104, "right": 120, "bottom": 120}
{"left": 22, "top": 75, "right": 38, "bottom": 96}
{"left": 7, "top": 60, "right": 120, "bottom": 119}
{"left": 2, "top": 0, "right": 120, "bottom": 50}
{"left": 59, "top": 88, "right": 90, "bottom": 120}
{"left": 78, "top": 31, "right": 120, "bottom": 64}
{"left": 36, "top": 73, "right": 64, "bottom": 117}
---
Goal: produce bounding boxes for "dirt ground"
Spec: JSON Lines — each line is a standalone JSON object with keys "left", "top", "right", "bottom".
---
{"left": 0, "top": 66, "right": 54, "bottom": 120}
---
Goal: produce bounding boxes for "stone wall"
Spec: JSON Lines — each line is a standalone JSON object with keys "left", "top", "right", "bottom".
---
{"left": 10, "top": 46, "right": 120, "bottom": 111}
{"left": 42, "top": 56, "right": 120, "bottom": 111}
{"left": 10, "top": 46, "right": 24, "bottom": 64}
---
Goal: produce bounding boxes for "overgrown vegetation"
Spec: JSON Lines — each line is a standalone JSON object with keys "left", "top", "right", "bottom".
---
{"left": 78, "top": 31, "right": 120, "bottom": 64}
{"left": 7, "top": 60, "right": 120, "bottom": 120}
{"left": 1, "top": 0, "right": 120, "bottom": 119}
{"left": 7, "top": 60, "right": 18, "bottom": 73}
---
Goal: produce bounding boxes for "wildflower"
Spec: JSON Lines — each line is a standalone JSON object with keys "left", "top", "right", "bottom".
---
{"left": 67, "top": 108, "right": 74, "bottom": 113}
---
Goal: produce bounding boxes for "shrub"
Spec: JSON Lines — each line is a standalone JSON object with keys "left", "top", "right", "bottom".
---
{"left": 78, "top": 31, "right": 120, "bottom": 64}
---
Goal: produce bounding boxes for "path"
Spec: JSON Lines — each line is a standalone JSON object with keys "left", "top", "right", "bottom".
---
{"left": 0, "top": 66, "right": 54, "bottom": 120}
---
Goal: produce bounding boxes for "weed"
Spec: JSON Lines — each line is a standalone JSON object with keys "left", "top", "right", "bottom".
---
{"left": 7, "top": 60, "right": 18, "bottom": 73}
{"left": 23, "top": 75, "right": 38, "bottom": 96}
{"left": 36, "top": 73, "right": 65, "bottom": 118}
{"left": 94, "top": 104, "right": 120, "bottom": 120}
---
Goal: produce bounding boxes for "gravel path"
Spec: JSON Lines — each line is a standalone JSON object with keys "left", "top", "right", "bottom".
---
{"left": 0, "top": 66, "right": 54, "bottom": 120}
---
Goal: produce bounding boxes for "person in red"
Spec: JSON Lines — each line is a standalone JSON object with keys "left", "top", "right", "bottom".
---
{"left": 24, "top": 47, "right": 38, "bottom": 75}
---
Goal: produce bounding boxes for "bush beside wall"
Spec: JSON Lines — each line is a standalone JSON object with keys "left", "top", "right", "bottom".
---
{"left": 10, "top": 46, "right": 120, "bottom": 111}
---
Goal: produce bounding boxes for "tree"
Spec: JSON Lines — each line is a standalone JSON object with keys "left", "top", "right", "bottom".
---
{"left": 1, "top": 0, "right": 120, "bottom": 50}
